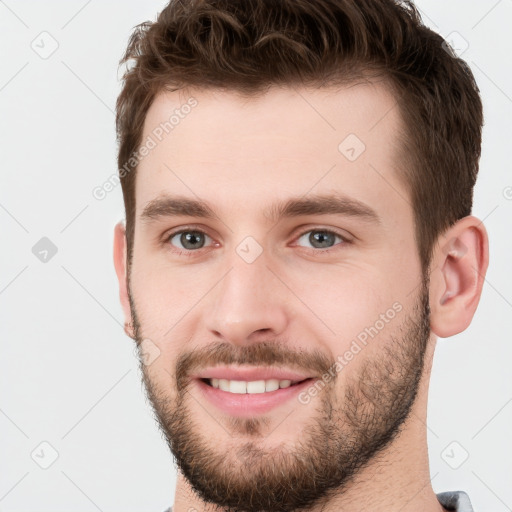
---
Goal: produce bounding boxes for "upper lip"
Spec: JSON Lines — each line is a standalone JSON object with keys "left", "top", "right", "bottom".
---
{"left": 193, "top": 366, "right": 314, "bottom": 382}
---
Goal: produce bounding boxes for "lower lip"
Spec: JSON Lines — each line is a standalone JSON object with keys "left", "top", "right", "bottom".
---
{"left": 195, "top": 378, "right": 316, "bottom": 417}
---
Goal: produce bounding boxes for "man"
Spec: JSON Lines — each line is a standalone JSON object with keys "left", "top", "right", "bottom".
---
{"left": 113, "top": 0, "right": 489, "bottom": 511}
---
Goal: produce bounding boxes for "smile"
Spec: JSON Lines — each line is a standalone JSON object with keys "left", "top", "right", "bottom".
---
{"left": 194, "top": 369, "right": 316, "bottom": 416}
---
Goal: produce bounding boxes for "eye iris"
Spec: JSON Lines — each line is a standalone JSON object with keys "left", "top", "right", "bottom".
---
{"left": 309, "top": 231, "right": 335, "bottom": 248}
{"left": 180, "top": 231, "right": 204, "bottom": 249}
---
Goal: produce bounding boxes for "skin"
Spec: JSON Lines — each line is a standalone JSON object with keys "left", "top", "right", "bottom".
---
{"left": 113, "top": 82, "right": 489, "bottom": 511}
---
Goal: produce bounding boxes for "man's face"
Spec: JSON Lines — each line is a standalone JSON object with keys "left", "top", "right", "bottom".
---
{"left": 125, "top": 83, "right": 431, "bottom": 511}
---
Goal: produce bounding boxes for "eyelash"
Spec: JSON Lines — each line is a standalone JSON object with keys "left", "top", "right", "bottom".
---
{"left": 162, "top": 225, "right": 351, "bottom": 257}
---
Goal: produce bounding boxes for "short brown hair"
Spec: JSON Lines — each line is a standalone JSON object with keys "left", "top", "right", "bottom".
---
{"left": 116, "top": 0, "right": 483, "bottom": 273}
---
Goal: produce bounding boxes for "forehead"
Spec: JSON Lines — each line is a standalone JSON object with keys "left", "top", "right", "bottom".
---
{"left": 135, "top": 82, "right": 409, "bottom": 224}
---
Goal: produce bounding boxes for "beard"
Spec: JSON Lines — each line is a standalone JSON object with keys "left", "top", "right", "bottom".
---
{"left": 128, "top": 276, "right": 431, "bottom": 512}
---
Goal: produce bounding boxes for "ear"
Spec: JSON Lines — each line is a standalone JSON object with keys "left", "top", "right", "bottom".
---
{"left": 429, "top": 216, "right": 489, "bottom": 338}
{"left": 113, "top": 220, "right": 135, "bottom": 339}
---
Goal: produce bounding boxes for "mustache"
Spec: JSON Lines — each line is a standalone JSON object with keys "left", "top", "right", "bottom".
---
{"left": 175, "top": 340, "right": 334, "bottom": 391}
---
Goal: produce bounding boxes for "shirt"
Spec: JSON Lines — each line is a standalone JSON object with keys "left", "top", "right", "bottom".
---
{"left": 163, "top": 489, "right": 474, "bottom": 511}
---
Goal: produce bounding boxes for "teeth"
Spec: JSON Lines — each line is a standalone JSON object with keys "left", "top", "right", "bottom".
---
{"left": 265, "top": 379, "right": 279, "bottom": 392}
{"left": 247, "top": 380, "right": 266, "bottom": 393}
{"left": 230, "top": 380, "right": 247, "bottom": 394}
{"left": 208, "top": 378, "right": 301, "bottom": 394}
{"left": 218, "top": 379, "right": 230, "bottom": 392}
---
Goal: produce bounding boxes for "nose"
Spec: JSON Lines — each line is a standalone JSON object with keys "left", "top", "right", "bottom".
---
{"left": 204, "top": 255, "right": 289, "bottom": 346}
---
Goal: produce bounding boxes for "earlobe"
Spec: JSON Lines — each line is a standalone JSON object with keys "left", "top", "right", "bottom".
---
{"left": 124, "top": 321, "right": 135, "bottom": 339}
{"left": 429, "top": 216, "right": 489, "bottom": 338}
{"left": 113, "top": 220, "right": 135, "bottom": 339}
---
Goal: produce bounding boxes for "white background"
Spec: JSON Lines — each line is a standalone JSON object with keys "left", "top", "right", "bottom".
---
{"left": 1, "top": 1, "right": 511, "bottom": 511}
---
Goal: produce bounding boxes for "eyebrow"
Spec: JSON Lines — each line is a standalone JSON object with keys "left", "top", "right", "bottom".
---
{"left": 140, "top": 193, "right": 381, "bottom": 225}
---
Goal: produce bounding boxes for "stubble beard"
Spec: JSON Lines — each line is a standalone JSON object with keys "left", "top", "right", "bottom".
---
{"left": 129, "top": 278, "right": 431, "bottom": 512}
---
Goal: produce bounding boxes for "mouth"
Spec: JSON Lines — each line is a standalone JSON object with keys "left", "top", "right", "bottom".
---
{"left": 193, "top": 371, "right": 317, "bottom": 417}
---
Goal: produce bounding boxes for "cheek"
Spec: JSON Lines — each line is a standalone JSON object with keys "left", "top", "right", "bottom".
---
{"left": 129, "top": 260, "right": 213, "bottom": 371}
{"left": 283, "top": 262, "right": 395, "bottom": 331}
{"left": 282, "top": 261, "right": 410, "bottom": 370}
{"left": 130, "top": 251, "right": 209, "bottom": 322}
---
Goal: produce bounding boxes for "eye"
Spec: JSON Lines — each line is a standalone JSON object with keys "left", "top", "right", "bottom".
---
{"left": 167, "top": 229, "right": 213, "bottom": 252}
{"left": 295, "top": 229, "right": 347, "bottom": 250}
